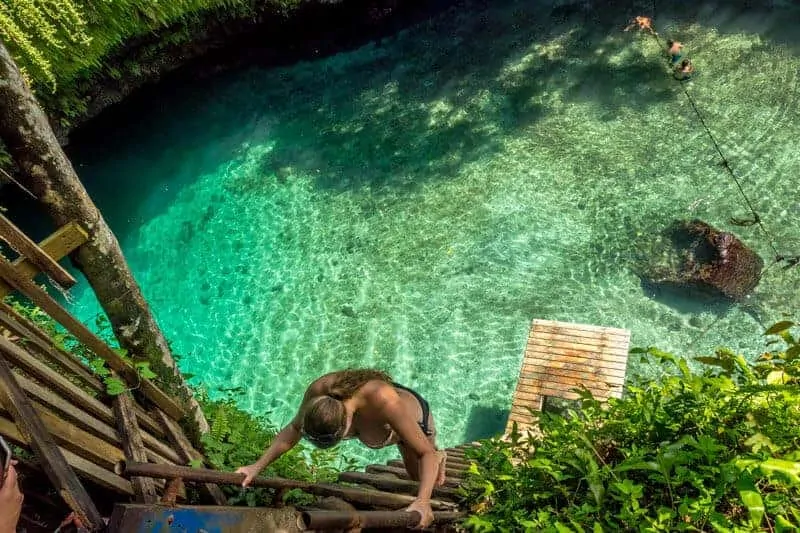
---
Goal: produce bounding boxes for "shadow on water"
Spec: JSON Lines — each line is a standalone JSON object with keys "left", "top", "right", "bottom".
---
{"left": 62, "top": 0, "right": 687, "bottom": 207}
{"left": 261, "top": 3, "right": 679, "bottom": 193}
{"left": 462, "top": 404, "right": 509, "bottom": 442}
{"left": 639, "top": 277, "right": 734, "bottom": 316}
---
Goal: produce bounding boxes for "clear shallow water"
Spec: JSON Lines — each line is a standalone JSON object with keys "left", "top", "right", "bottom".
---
{"left": 65, "top": 0, "right": 800, "bottom": 463}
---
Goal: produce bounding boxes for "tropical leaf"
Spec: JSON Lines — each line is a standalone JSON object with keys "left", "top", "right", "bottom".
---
{"left": 736, "top": 472, "right": 765, "bottom": 529}
{"left": 765, "top": 321, "right": 795, "bottom": 335}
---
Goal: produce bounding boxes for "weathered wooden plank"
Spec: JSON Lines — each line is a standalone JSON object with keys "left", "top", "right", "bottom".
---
{"left": 0, "top": 415, "right": 134, "bottom": 496}
{"left": 507, "top": 411, "right": 538, "bottom": 424}
{"left": 0, "top": 214, "right": 77, "bottom": 287}
{"left": 525, "top": 340, "right": 630, "bottom": 361}
{"left": 506, "top": 320, "right": 631, "bottom": 439}
{"left": 134, "top": 410, "right": 168, "bottom": 441}
{"left": 509, "top": 405, "right": 540, "bottom": 419}
{"left": 16, "top": 371, "right": 180, "bottom": 465}
{"left": 528, "top": 331, "right": 631, "bottom": 349}
{"left": 338, "top": 471, "right": 460, "bottom": 500}
{"left": 517, "top": 376, "right": 621, "bottom": 396}
{"left": 154, "top": 410, "right": 227, "bottom": 505}
{"left": 516, "top": 372, "right": 621, "bottom": 391}
{"left": 0, "top": 400, "right": 125, "bottom": 471}
{"left": 0, "top": 334, "right": 112, "bottom": 419}
{"left": 385, "top": 459, "right": 467, "bottom": 478}
{"left": 0, "top": 255, "right": 186, "bottom": 421}
{"left": 514, "top": 379, "right": 623, "bottom": 398}
{"left": 527, "top": 334, "right": 630, "bottom": 350}
{"left": 523, "top": 350, "right": 629, "bottom": 370}
{"left": 529, "top": 329, "right": 631, "bottom": 348}
{"left": 363, "top": 465, "right": 463, "bottom": 487}
{"left": 114, "top": 393, "right": 158, "bottom": 503}
{"left": 518, "top": 365, "right": 626, "bottom": 385}
{"left": 532, "top": 320, "right": 630, "bottom": 337}
{"left": 0, "top": 222, "right": 88, "bottom": 299}
{"left": 514, "top": 387, "right": 614, "bottom": 405}
{"left": 61, "top": 448, "right": 135, "bottom": 496}
{"left": 0, "top": 354, "right": 104, "bottom": 529}
{"left": 527, "top": 342, "right": 630, "bottom": 359}
{"left": 520, "top": 360, "right": 628, "bottom": 379}
{"left": 0, "top": 303, "right": 102, "bottom": 389}
{"left": 516, "top": 383, "right": 622, "bottom": 401}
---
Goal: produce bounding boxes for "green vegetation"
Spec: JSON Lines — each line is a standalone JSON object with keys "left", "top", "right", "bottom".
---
{"left": 462, "top": 321, "right": 800, "bottom": 532}
{"left": 0, "top": 0, "right": 301, "bottom": 123}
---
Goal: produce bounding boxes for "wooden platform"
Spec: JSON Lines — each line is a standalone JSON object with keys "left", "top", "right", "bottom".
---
{"left": 506, "top": 319, "right": 631, "bottom": 435}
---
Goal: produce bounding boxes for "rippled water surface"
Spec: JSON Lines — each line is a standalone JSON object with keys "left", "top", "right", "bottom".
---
{"left": 64, "top": 0, "right": 800, "bottom": 462}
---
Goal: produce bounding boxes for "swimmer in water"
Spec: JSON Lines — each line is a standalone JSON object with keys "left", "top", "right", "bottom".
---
{"left": 624, "top": 16, "right": 656, "bottom": 35}
{"left": 667, "top": 40, "right": 684, "bottom": 65}
{"left": 674, "top": 58, "right": 695, "bottom": 80}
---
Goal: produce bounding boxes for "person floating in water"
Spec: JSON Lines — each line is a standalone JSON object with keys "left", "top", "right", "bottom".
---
{"left": 666, "top": 40, "right": 684, "bottom": 64}
{"left": 235, "top": 369, "right": 446, "bottom": 529}
{"left": 674, "top": 58, "right": 695, "bottom": 80}
{"left": 624, "top": 15, "right": 656, "bottom": 35}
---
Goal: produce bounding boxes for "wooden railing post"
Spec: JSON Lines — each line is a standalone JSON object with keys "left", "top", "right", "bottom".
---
{"left": 113, "top": 392, "right": 158, "bottom": 503}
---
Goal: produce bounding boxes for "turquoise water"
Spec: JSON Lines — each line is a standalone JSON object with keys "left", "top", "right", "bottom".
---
{"left": 66, "top": 0, "right": 800, "bottom": 463}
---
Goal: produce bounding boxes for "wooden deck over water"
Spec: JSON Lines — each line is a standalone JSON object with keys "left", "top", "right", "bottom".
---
{"left": 507, "top": 319, "right": 631, "bottom": 435}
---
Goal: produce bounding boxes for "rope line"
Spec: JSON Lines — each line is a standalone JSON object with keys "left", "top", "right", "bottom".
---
{"left": 644, "top": 29, "right": 797, "bottom": 270}
{"left": 0, "top": 167, "right": 37, "bottom": 200}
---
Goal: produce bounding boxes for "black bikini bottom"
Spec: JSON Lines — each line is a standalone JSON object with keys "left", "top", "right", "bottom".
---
{"left": 393, "top": 383, "right": 433, "bottom": 436}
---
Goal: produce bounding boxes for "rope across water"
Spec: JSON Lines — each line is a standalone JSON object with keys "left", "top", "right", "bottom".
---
{"left": 643, "top": 26, "right": 798, "bottom": 272}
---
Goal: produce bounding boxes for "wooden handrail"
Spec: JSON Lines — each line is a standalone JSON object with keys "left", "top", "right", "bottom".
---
{"left": 119, "top": 462, "right": 459, "bottom": 511}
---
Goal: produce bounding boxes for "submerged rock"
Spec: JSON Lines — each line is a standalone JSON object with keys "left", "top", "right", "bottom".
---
{"left": 641, "top": 219, "right": 764, "bottom": 301}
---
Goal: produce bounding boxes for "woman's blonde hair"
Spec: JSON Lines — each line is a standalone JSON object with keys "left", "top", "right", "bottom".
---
{"left": 302, "top": 369, "right": 392, "bottom": 446}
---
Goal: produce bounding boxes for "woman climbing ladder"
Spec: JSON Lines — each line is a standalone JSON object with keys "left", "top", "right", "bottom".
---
{"left": 235, "top": 369, "right": 446, "bottom": 529}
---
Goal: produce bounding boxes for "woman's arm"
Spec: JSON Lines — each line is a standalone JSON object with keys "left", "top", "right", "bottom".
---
{"left": 236, "top": 380, "right": 325, "bottom": 486}
{"left": 372, "top": 385, "right": 441, "bottom": 528}
{"left": 237, "top": 421, "right": 303, "bottom": 485}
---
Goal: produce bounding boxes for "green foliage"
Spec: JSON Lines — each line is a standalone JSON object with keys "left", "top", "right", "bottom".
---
{"left": 463, "top": 322, "right": 800, "bottom": 532}
{"left": 0, "top": 0, "right": 302, "bottom": 123}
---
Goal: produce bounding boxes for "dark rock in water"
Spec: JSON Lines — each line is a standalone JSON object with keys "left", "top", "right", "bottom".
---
{"left": 642, "top": 219, "right": 764, "bottom": 301}
{"left": 341, "top": 304, "right": 357, "bottom": 318}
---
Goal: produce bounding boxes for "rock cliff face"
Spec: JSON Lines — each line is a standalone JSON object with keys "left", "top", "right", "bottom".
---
{"left": 55, "top": 0, "right": 457, "bottom": 143}
{"left": 642, "top": 220, "right": 764, "bottom": 302}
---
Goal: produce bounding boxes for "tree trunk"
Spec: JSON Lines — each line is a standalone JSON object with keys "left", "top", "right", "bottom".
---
{"left": 0, "top": 39, "right": 209, "bottom": 434}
